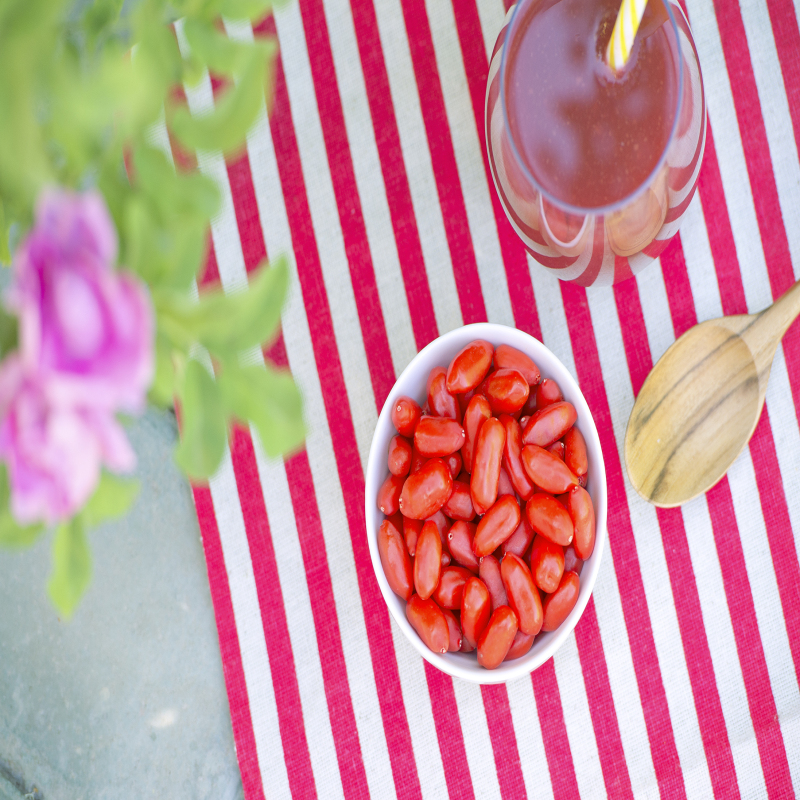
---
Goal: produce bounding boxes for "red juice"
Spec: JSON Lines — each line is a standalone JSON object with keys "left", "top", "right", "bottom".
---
{"left": 504, "top": 0, "right": 679, "bottom": 210}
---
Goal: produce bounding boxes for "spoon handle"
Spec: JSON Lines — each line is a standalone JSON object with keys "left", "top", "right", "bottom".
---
{"left": 760, "top": 278, "right": 800, "bottom": 340}
{"left": 741, "top": 279, "right": 800, "bottom": 376}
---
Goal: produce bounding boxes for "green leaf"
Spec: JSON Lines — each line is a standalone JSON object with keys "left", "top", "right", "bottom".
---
{"left": 0, "top": 512, "right": 44, "bottom": 548}
{"left": 80, "top": 472, "right": 140, "bottom": 529}
{"left": 160, "top": 254, "right": 288, "bottom": 354}
{"left": 0, "top": 200, "right": 10, "bottom": 264}
{"left": 0, "top": 305, "right": 17, "bottom": 358}
{"left": 183, "top": 18, "right": 254, "bottom": 75}
{"left": 217, "top": 0, "right": 276, "bottom": 18}
{"left": 48, "top": 518, "right": 92, "bottom": 619}
{"left": 169, "top": 39, "right": 275, "bottom": 154}
{"left": 149, "top": 331, "right": 177, "bottom": 407}
{"left": 0, "top": 464, "right": 43, "bottom": 548}
{"left": 219, "top": 360, "right": 305, "bottom": 458}
{"left": 133, "top": 145, "right": 219, "bottom": 221}
{"left": 174, "top": 358, "right": 227, "bottom": 480}
{"left": 82, "top": 0, "right": 125, "bottom": 47}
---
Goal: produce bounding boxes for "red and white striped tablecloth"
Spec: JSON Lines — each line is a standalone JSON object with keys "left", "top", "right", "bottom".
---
{"left": 179, "top": 0, "right": 800, "bottom": 795}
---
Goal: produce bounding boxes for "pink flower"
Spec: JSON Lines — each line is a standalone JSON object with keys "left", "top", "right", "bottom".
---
{"left": 10, "top": 189, "right": 153, "bottom": 412}
{"left": 0, "top": 188, "right": 155, "bottom": 523}
{"left": 0, "top": 357, "right": 135, "bottom": 524}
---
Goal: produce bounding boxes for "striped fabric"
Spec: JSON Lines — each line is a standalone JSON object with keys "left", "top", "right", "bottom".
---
{"left": 173, "top": 0, "right": 800, "bottom": 795}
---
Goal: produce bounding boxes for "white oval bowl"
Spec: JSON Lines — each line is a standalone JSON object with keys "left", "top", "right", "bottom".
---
{"left": 365, "top": 323, "right": 607, "bottom": 684}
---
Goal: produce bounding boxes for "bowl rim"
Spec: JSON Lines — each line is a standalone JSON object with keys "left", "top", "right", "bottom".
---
{"left": 365, "top": 322, "right": 607, "bottom": 684}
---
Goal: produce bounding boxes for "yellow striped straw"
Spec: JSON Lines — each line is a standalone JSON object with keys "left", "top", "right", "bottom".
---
{"left": 606, "top": 0, "right": 650, "bottom": 71}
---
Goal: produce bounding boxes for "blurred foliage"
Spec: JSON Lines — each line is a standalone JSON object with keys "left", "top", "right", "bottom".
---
{"left": 0, "top": 0, "right": 306, "bottom": 616}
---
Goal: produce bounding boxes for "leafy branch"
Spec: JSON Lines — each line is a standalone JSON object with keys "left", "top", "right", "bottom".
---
{"left": 0, "top": 0, "right": 304, "bottom": 616}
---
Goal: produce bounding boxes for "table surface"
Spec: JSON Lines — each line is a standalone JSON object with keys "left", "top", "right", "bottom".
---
{"left": 0, "top": 409, "right": 242, "bottom": 800}
{"left": 6, "top": 0, "right": 800, "bottom": 797}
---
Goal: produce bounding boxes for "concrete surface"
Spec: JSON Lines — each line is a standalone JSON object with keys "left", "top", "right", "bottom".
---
{"left": 0, "top": 408, "right": 243, "bottom": 800}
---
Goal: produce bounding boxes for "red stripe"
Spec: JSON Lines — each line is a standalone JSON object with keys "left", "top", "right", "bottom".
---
{"left": 227, "top": 152, "right": 268, "bottom": 272}
{"left": 225, "top": 143, "right": 371, "bottom": 797}
{"left": 559, "top": 281, "right": 687, "bottom": 800}
{"left": 712, "top": 0, "right": 800, "bottom": 445}
{"left": 614, "top": 244, "right": 741, "bottom": 799}
{"left": 284, "top": 451, "right": 372, "bottom": 800}
{"left": 530, "top": 660, "right": 581, "bottom": 800}
{"left": 200, "top": 231, "right": 221, "bottom": 288}
{"left": 695, "top": 127, "right": 747, "bottom": 317}
{"left": 704, "top": 478, "right": 794, "bottom": 800}
{"left": 765, "top": 0, "right": 800, "bottom": 157}
{"left": 262, "top": 38, "right": 423, "bottom": 800}
{"left": 712, "top": 0, "right": 795, "bottom": 301}
{"left": 572, "top": 601, "right": 634, "bottom": 800}
{"left": 480, "top": 685, "right": 528, "bottom": 800}
{"left": 349, "top": 0, "right": 440, "bottom": 350}
{"left": 167, "top": 84, "right": 200, "bottom": 173}
{"left": 229, "top": 429, "right": 319, "bottom": 799}
{"left": 298, "top": 0, "right": 397, "bottom": 407}
{"left": 747, "top": 412, "right": 800, "bottom": 683}
{"left": 423, "top": 663, "right": 476, "bottom": 800}
{"left": 451, "top": 0, "right": 542, "bottom": 340}
{"left": 657, "top": 237, "right": 695, "bottom": 341}
{"left": 398, "top": 0, "right": 488, "bottom": 325}
{"left": 193, "top": 485, "right": 267, "bottom": 800}
{"left": 655, "top": 508, "right": 741, "bottom": 800}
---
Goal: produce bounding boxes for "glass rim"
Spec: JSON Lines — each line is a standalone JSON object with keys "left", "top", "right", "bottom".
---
{"left": 498, "top": 0, "right": 685, "bottom": 218}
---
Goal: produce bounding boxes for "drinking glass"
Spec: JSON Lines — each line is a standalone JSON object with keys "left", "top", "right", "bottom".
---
{"left": 486, "top": 0, "right": 706, "bottom": 286}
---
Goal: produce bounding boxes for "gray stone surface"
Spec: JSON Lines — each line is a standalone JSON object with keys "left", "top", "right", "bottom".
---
{"left": 0, "top": 409, "right": 243, "bottom": 800}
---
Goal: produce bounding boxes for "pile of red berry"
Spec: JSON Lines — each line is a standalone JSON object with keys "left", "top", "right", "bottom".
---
{"left": 376, "top": 340, "right": 596, "bottom": 670}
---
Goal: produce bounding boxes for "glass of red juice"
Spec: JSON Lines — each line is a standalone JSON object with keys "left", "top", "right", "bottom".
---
{"left": 486, "top": 0, "right": 706, "bottom": 286}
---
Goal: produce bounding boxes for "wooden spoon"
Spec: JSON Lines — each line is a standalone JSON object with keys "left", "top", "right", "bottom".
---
{"left": 625, "top": 279, "right": 800, "bottom": 507}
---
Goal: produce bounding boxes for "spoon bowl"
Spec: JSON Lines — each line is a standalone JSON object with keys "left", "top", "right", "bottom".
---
{"left": 625, "top": 280, "right": 800, "bottom": 507}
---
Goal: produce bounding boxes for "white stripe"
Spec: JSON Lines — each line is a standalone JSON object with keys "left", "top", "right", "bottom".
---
{"left": 426, "top": 0, "right": 516, "bottom": 327}
{"left": 679, "top": 194, "right": 724, "bottom": 322}
{"left": 553, "top": 635, "right": 609, "bottom": 799}
{"left": 726, "top": 447, "right": 800, "bottom": 789}
{"left": 528, "top": 263, "right": 577, "bottom": 379}
{"left": 274, "top": 0, "right": 379, "bottom": 473}
{"left": 739, "top": 0, "right": 800, "bottom": 277}
{"left": 319, "top": 0, "right": 418, "bottom": 373}
{"left": 505, "top": 677, "right": 555, "bottom": 800}
{"left": 584, "top": 287, "right": 704, "bottom": 799}
{"left": 391, "top": 630, "right": 450, "bottom": 800}
{"left": 683, "top": 0, "right": 773, "bottom": 313}
{"left": 452, "top": 682, "right": 503, "bottom": 800}
{"left": 678, "top": 494, "right": 766, "bottom": 799}
{"left": 252, "top": 445, "right": 347, "bottom": 800}
{"left": 208, "top": 453, "right": 292, "bottom": 799}
{"left": 236, "top": 40, "right": 399, "bottom": 798}
{"left": 372, "top": 0, "right": 464, "bottom": 334}
{"left": 636, "top": 256, "right": 673, "bottom": 363}
{"left": 475, "top": 0, "right": 507, "bottom": 61}
{"left": 764, "top": 343, "right": 800, "bottom": 584}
